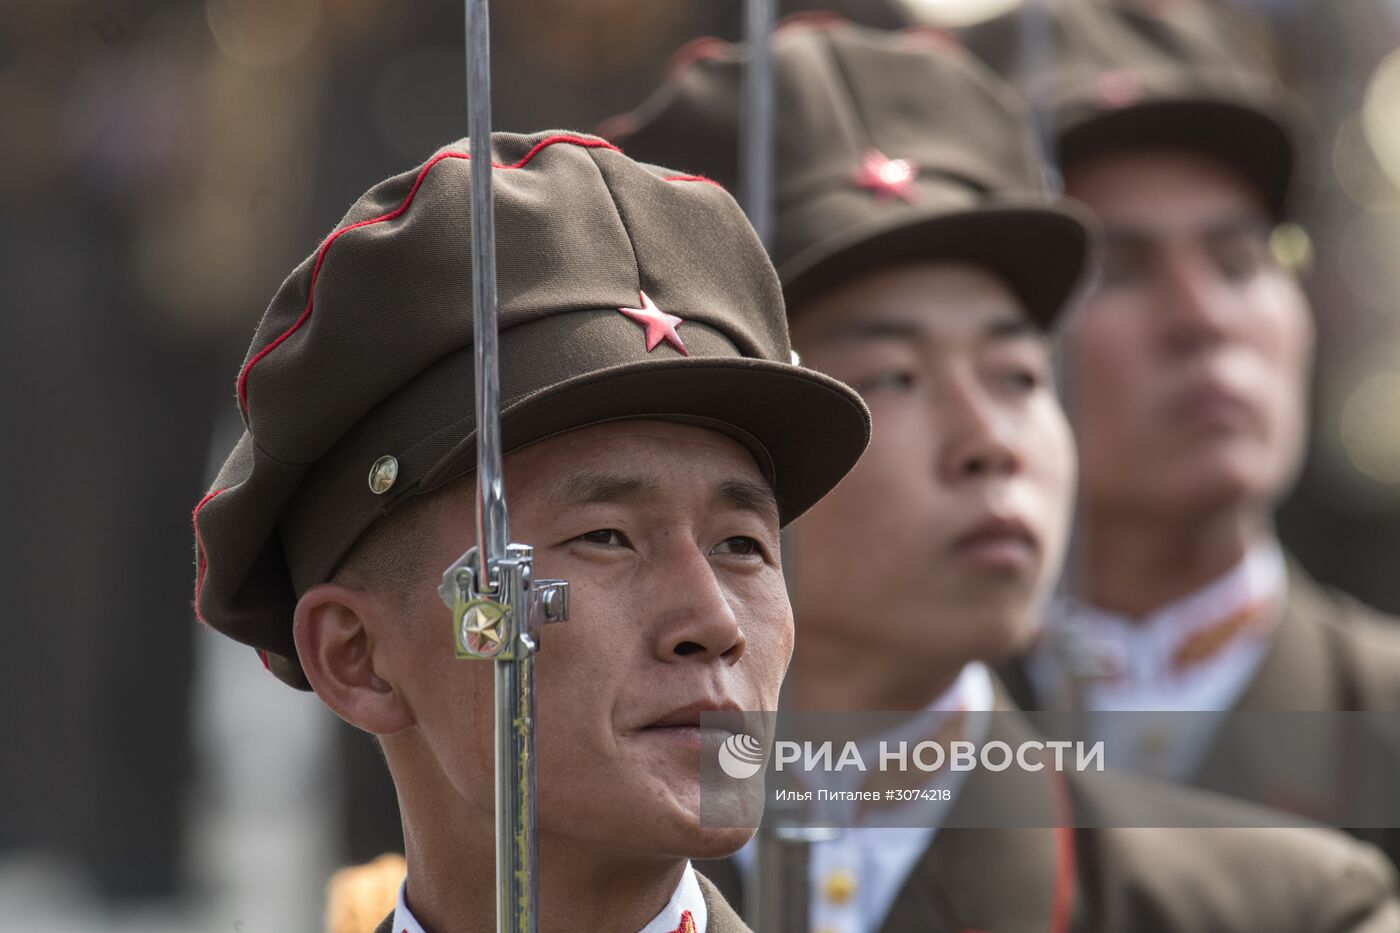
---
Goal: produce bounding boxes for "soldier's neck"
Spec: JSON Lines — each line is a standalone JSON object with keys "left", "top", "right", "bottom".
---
{"left": 788, "top": 630, "right": 962, "bottom": 714}
{"left": 400, "top": 809, "right": 686, "bottom": 932}
{"left": 1075, "top": 499, "right": 1272, "bottom": 620}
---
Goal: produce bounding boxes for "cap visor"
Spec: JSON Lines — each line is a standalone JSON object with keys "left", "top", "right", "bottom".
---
{"left": 1059, "top": 97, "right": 1297, "bottom": 219}
{"left": 779, "top": 199, "right": 1093, "bottom": 329}
{"left": 425, "top": 356, "right": 871, "bottom": 527}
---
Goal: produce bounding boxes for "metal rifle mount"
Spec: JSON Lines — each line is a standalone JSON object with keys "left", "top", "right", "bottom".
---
{"left": 442, "top": 3, "right": 569, "bottom": 931}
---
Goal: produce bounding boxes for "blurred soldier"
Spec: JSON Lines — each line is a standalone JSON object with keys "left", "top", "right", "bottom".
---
{"left": 610, "top": 18, "right": 1400, "bottom": 932}
{"left": 967, "top": 0, "right": 1400, "bottom": 865}
{"left": 191, "top": 130, "right": 872, "bottom": 932}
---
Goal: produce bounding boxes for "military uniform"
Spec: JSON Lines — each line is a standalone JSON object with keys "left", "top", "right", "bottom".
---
{"left": 191, "top": 129, "right": 872, "bottom": 931}
{"left": 964, "top": 0, "right": 1400, "bottom": 870}
{"left": 609, "top": 17, "right": 1400, "bottom": 932}
{"left": 700, "top": 702, "right": 1400, "bottom": 933}
{"left": 1004, "top": 559, "right": 1400, "bottom": 867}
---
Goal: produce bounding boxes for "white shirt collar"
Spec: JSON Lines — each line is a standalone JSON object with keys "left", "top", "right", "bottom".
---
{"left": 933, "top": 659, "right": 995, "bottom": 713}
{"left": 733, "top": 662, "right": 996, "bottom": 933}
{"left": 391, "top": 861, "right": 707, "bottom": 933}
{"left": 1032, "top": 538, "right": 1287, "bottom": 704}
{"left": 391, "top": 880, "right": 426, "bottom": 933}
{"left": 638, "top": 861, "right": 708, "bottom": 933}
{"left": 859, "top": 660, "right": 995, "bottom": 751}
{"left": 804, "top": 662, "right": 994, "bottom": 801}
{"left": 1028, "top": 539, "right": 1288, "bottom": 778}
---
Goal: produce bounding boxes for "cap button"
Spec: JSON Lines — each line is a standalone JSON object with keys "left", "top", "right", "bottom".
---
{"left": 368, "top": 455, "right": 399, "bottom": 495}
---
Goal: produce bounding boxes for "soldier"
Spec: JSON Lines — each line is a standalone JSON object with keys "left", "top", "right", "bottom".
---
{"left": 609, "top": 18, "right": 1400, "bottom": 932}
{"left": 967, "top": 0, "right": 1400, "bottom": 864}
{"left": 190, "top": 130, "right": 873, "bottom": 933}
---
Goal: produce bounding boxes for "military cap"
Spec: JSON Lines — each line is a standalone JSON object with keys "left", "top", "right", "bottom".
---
{"left": 192, "top": 130, "right": 871, "bottom": 689}
{"left": 601, "top": 17, "right": 1092, "bottom": 325}
{"left": 963, "top": 0, "right": 1300, "bottom": 218}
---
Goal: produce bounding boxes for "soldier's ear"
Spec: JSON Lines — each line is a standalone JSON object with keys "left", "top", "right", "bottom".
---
{"left": 293, "top": 583, "right": 415, "bottom": 736}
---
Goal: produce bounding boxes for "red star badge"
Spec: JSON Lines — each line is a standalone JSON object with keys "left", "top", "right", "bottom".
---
{"left": 1095, "top": 68, "right": 1142, "bottom": 109}
{"left": 853, "top": 149, "right": 918, "bottom": 202}
{"left": 618, "top": 290, "right": 689, "bottom": 356}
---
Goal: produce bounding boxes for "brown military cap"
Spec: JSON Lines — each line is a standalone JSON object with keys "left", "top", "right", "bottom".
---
{"left": 193, "top": 131, "right": 871, "bottom": 689}
{"left": 963, "top": 0, "right": 1300, "bottom": 218}
{"left": 602, "top": 17, "right": 1091, "bottom": 325}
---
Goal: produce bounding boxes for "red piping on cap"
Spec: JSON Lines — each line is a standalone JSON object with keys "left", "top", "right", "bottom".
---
{"left": 605, "top": 14, "right": 955, "bottom": 149}
{"left": 666, "top": 35, "right": 730, "bottom": 80}
{"left": 191, "top": 487, "right": 226, "bottom": 623}
{"left": 236, "top": 134, "right": 623, "bottom": 414}
{"left": 662, "top": 173, "right": 724, "bottom": 189}
{"left": 773, "top": 11, "right": 851, "bottom": 35}
{"left": 648, "top": 14, "right": 853, "bottom": 101}
{"left": 898, "top": 26, "right": 964, "bottom": 53}
{"left": 641, "top": 13, "right": 949, "bottom": 99}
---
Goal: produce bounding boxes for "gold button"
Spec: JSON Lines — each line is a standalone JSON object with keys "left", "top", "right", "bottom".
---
{"left": 368, "top": 455, "right": 399, "bottom": 494}
{"left": 823, "top": 868, "right": 856, "bottom": 905}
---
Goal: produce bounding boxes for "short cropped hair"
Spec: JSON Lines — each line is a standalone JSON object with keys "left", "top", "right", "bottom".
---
{"left": 330, "top": 474, "right": 475, "bottom": 606}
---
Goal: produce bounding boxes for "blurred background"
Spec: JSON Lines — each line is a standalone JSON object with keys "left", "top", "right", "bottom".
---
{"left": 4, "top": 0, "right": 1400, "bottom": 930}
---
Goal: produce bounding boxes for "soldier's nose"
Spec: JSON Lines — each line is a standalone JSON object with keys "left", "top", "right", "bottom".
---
{"left": 661, "top": 611, "right": 747, "bottom": 662}
{"left": 653, "top": 548, "right": 747, "bottom": 663}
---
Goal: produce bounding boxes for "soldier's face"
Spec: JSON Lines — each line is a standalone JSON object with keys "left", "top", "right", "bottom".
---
{"left": 1063, "top": 150, "right": 1313, "bottom": 524}
{"left": 788, "top": 262, "right": 1076, "bottom": 674}
{"left": 393, "top": 420, "right": 789, "bottom": 860}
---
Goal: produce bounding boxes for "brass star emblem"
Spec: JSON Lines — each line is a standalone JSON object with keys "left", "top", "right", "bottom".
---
{"left": 458, "top": 598, "right": 510, "bottom": 656}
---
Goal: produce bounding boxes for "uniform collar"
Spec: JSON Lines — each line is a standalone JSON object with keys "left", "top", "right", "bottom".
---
{"left": 391, "top": 861, "right": 707, "bottom": 933}
{"left": 390, "top": 881, "right": 426, "bottom": 933}
{"left": 807, "top": 662, "right": 995, "bottom": 799}
{"left": 848, "top": 661, "right": 995, "bottom": 821}
{"left": 730, "top": 663, "right": 998, "bottom": 930}
{"left": 639, "top": 861, "right": 707, "bottom": 933}
{"left": 1033, "top": 538, "right": 1287, "bottom": 700}
{"left": 1028, "top": 539, "right": 1289, "bottom": 778}
{"left": 933, "top": 659, "right": 995, "bottom": 714}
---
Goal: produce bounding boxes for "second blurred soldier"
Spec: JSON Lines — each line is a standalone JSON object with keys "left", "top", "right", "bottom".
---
{"left": 969, "top": 0, "right": 1400, "bottom": 868}
{"left": 611, "top": 18, "right": 1400, "bottom": 933}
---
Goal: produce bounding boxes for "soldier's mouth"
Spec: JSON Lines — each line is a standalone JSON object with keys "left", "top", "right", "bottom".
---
{"left": 637, "top": 725, "right": 738, "bottom": 751}
{"left": 951, "top": 514, "right": 1039, "bottom": 571}
{"left": 634, "top": 701, "right": 746, "bottom": 750}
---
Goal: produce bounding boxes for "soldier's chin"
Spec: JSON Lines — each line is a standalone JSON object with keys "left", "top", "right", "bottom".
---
{"left": 632, "top": 787, "right": 759, "bottom": 861}
{"left": 682, "top": 825, "right": 758, "bottom": 860}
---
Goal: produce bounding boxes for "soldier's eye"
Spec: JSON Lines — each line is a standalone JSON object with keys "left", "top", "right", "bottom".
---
{"left": 1212, "top": 242, "right": 1268, "bottom": 283}
{"left": 712, "top": 536, "right": 762, "bottom": 557}
{"left": 1098, "top": 242, "right": 1151, "bottom": 288}
{"left": 853, "top": 370, "right": 916, "bottom": 394}
{"left": 1001, "top": 366, "right": 1041, "bottom": 392}
{"left": 577, "top": 528, "right": 628, "bottom": 547}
